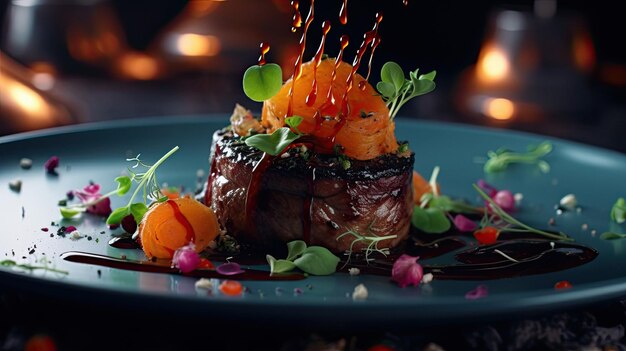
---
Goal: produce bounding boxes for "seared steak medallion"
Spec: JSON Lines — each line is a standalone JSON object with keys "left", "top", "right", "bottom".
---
{"left": 204, "top": 128, "right": 414, "bottom": 254}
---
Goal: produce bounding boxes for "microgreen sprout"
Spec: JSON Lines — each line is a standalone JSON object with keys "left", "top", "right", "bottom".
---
{"left": 473, "top": 184, "right": 573, "bottom": 241}
{"left": 611, "top": 197, "right": 626, "bottom": 224}
{"left": 1, "top": 256, "right": 68, "bottom": 275}
{"left": 244, "top": 116, "right": 303, "bottom": 155}
{"left": 376, "top": 61, "right": 436, "bottom": 119}
{"left": 336, "top": 221, "right": 397, "bottom": 264}
{"left": 483, "top": 141, "right": 552, "bottom": 173}
{"left": 266, "top": 240, "right": 339, "bottom": 276}
{"left": 106, "top": 146, "right": 179, "bottom": 225}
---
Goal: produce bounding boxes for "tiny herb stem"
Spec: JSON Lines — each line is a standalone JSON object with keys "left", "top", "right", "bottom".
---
{"left": 473, "top": 184, "right": 573, "bottom": 241}
{"left": 126, "top": 146, "right": 179, "bottom": 207}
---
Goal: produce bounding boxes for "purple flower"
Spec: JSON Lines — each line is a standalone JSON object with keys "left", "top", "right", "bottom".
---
{"left": 74, "top": 183, "right": 102, "bottom": 203}
{"left": 216, "top": 262, "right": 245, "bottom": 276}
{"left": 44, "top": 156, "right": 59, "bottom": 173}
{"left": 465, "top": 284, "right": 488, "bottom": 300}
{"left": 73, "top": 183, "right": 112, "bottom": 217}
{"left": 391, "top": 254, "right": 423, "bottom": 288}
{"left": 172, "top": 242, "right": 200, "bottom": 273}
{"left": 453, "top": 214, "right": 478, "bottom": 232}
{"left": 477, "top": 179, "right": 497, "bottom": 198}
{"left": 493, "top": 190, "right": 516, "bottom": 213}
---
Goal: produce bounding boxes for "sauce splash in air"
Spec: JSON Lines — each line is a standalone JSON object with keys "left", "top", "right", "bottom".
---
{"left": 258, "top": 42, "right": 270, "bottom": 66}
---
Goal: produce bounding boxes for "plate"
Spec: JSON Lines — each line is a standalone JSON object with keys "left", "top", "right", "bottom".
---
{"left": 2, "top": 115, "right": 626, "bottom": 328}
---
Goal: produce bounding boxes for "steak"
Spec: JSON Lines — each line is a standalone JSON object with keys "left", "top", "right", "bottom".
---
{"left": 204, "top": 128, "right": 414, "bottom": 254}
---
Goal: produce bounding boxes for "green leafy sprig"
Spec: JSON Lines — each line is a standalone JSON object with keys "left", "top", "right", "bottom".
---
{"left": 106, "top": 146, "right": 179, "bottom": 225}
{"left": 266, "top": 240, "right": 340, "bottom": 276}
{"left": 473, "top": 184, "right": 573, "bottom": 241}
{"left": 1, "top": 257, "right": 68, "bottom": 275}
{"left": 242, "top": 63, "right": 283, "bottom": 102}
{"left": 336, "top": 221, "right": 397, "bottom": 262}
{"left": 483, "top": 141, "right": 552, "bottom": 173}
{"left": 611, "top": 197, "right": 626, "bottom": 224}
{"left": 244, "top": 116, "right": 303, "bottom": 155}
{"left": 376, "top": 61, "right": 436, "bottom": 119}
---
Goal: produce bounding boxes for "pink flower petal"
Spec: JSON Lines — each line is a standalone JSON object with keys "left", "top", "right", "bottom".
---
{"left": 172, "top": 242, "right": 200, "bottom": 273}
{"left": 391, "top": 254, "right": 423, "bottom": 288}
{"left": 493, "top": 190, "right": 515, "bottom": 213}
{"left": 44, "top": 156, "right": 59, "bottom": 173}
{"left": 217, "top": 262, "right": 244, "bottom": 276}
{"left": 465, "top": 284, "right": 488, "bottom": 300}
{"left": 477, "top": 179, "right": 497, "bottom": 198}
{"left": 453, "top": 214, "right": 478, "bottom": 232}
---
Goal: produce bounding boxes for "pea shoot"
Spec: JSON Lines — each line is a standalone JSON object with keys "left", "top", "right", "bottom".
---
{"left": 483, "top": 141, "right": 553, "bottom": 173}
{"left": 376, "top": 61, "right": 436, "bottom": 119}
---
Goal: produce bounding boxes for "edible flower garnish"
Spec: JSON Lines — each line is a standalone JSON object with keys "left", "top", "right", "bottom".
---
{"left": 172, "top": 242, "right": 200, "bottom": 273}
{"left": 453, "top": 214, "right": 478, "bottom": 233}
{"left": 483, "top": 141, "right": 552, "bottom": 173}
{"left": 391, "top": 254, "right": 423, "bottom": 288}
{"left": 478, "top": 180, "right": 515, "bottom": 213}
{"left": 44, "top": 156, "right": 59, "bottom": 174}
{"left": 611, "top": 197, "right": 626, "bottom": 224}
{"left": 244, "top": 116, "right": 303, "bottom": 155}
{"left": 376, "top": 61, "right": 436, "bottom": 119}
{"left": 473, "top": 184, "right": 572, "bottom": 242}
{"left": 266, "top": 240, "right": 340, "bottom": 276}
{"left": 73, "top": 183, "right": 112, "bottom": 217}
{"left": 465, "top": 284, "right": 488, "bottom": 300}
{"left": 216, "top": 262, "right": 245, "bottom": 276}
{"left": 106, "top": 146, "right": 179, "bottom": 226}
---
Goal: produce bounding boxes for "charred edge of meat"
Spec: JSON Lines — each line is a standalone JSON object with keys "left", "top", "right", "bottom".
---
{"left": 211, "top": 128, "right": 414, "bottom": 180}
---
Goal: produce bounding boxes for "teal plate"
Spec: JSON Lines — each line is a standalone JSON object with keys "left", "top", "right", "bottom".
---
{"left": 2, "top": 116, "right": 626, "bottom": 328}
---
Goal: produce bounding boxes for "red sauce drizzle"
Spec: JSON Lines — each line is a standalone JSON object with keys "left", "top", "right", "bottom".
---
{"left": 306, "top": 20, "right": 331, "bottom": 107}
{"left": 291, "top": 0, "right": 302, "bottom": 32}
{"left": 258, "top": 42, "right": 270, "bottom": 66}
{"left": 287, "top": 0, "right": 315, "bottom": 118}
{"left": 166, "top": 200, "right": 196, "bottom": 244}
{"left": 339, "top": 0, "right": 348, "bottom": 24}
{"left": 359, "top": 13, "right": 383, "bottom": 90}
{"left": 245, "top": 152, "right": 274, "bottom": 237}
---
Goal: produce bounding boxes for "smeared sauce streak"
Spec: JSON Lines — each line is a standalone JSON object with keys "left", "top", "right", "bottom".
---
{"left": 165, "top": 200, "right": 195, "bottom": 245}
{"left": 306, "top": 20, "right": 331, "bottom": 107}
{"left": 258, "top": 42, "right": 270, "bottom": 66}
{"left": 61, "top": 251, "right": 305, "bottom": 281}
{"left": 287, "top": 0, "right": 315, "bottom": 118}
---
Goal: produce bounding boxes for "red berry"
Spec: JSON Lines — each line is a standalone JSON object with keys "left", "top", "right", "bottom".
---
{"left": 121, "top": 214, "right": 137, "bottom": 234}
{"left": 473, "top": 226, "right": 500, "bottom": 245}
{"left": 554, "top": 280, "right": 573, "bottom": 290}
{"left": 198, "top": 258, "right": 215, "bottom": 270}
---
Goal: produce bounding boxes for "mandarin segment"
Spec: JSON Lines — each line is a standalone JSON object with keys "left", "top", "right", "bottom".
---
{"left": 261, "top": 58, "right": 397, "bottom": 160}
{"left": 139, "top": 198, "right": 219, "bottom": 259}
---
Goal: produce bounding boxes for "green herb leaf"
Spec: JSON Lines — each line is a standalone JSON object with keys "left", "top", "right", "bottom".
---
{"left": 483, "top": 141, "right": 553, "bottom": 173}
{"left": 242, "top": 63, "right": 283, "bottom": 102}
{"left": 377, "top": 62, "right": 436, "bottom": 119}
{"left": 600, "top": 232, "right": 626, "bottom": 240}
{"left": 60, "top": 207, "right": 83, "bottom": 219}
{"left": 411, "top": 206, "right": 451, "bottom": 233}
{"left": 115, "top": 176, "right": 132, "bottom": 196}
{"left": 293, "top": 246, "right": 340, "bottom": 276}
{"left": 244, "top": 127, "right": 301, "bottom": 155}
{"left": 266, "top": 255, "right": 298, "bottom": 273}
{"left": 285, "top": 115, "right": 304, "bottom": 135}
{"left": 286, "top": 240, "right": 307, "bottom": 261}
{"left": 611, "top": 198, "right": 626, "bottom": 224}
{"left": 428, "top": 195, "right": 482, "bottom": 214}
{"left": 380, "top": 61, "right": 405, "bottom": 93}
{"left": 129, "top": 202, "right": 149, "bottom": 224}
{"left": 106, "top": 206, "right": 129, "bottom": 225}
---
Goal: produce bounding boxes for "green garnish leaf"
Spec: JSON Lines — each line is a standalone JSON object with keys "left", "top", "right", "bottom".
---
{"left": 600, "top": 232, "right": 626, "bottom": 240}
{"left": 266, "top": 255, "right": 297, "bottom": 273}
{"left": 380, "top": 61, "right": 405, "bottom": 93}
{"left": 428, "top": 195, "right": 482, "bottom": 214}
{"left": 284, "top": 115, "right": 304, "bottom": 135}
{"left": 336, "top": 222, "right": 397, "bottom": 262}
{"left": 611, "top": 198, "right": 626, "bottom": 224}
{"left": 242, "top": 63, "right": 283, "bottom": 102}
{"left": 1, "top": 258, "right": 68, "bottom": 275}
{"left": 293, "top": 246, "right": 340, "bottom": 276}
{"left": 484, "top": 141, "right": 553, "bottom": 173}
{"left": 106, "top": 206, "right": 129, "bottom": 225}
{"left": 411, "top": 206, "right": 451, "bottom": 233}
{"left": 129, "top": 202, "right": 149, "bottom": 224}
{"left": 286, "top": 240, "right": 307, "bottom": 261}
{"left": 244, "top": 127, "right": 300, "bottom": 155}
{"left": 115, "top": 176, "right": 132, "bottom": 196}
{"left": 377, "top": 62, "right": 436, "bottom": 119}
{"left": 60, "top": 207, "right": 83, "bottom": 219}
